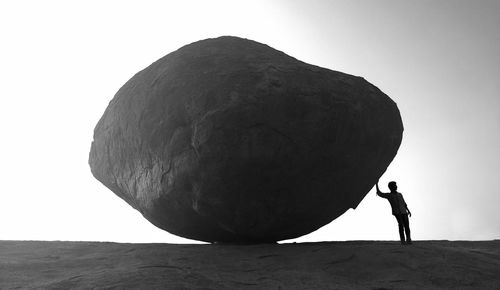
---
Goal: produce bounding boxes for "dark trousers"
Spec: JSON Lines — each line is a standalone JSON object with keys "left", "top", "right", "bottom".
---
{"left": 394, "top": 214, "right": 411, "bottom": 242}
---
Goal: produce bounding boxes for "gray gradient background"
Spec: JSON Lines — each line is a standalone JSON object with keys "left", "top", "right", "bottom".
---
{"left": 1, "top": 0, "right": 498, "bottom": 243}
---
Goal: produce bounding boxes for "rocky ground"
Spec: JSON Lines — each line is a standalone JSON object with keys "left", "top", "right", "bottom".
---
{"left": 1, "top": 240, "right": 499, "bottom": 289}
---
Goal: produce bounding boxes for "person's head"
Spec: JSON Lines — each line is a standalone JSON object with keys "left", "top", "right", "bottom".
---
{"left": 388, "top": 181, "right": 397, "bottom": 191}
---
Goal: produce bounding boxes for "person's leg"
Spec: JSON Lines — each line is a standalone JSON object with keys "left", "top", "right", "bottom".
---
{"left": 403, "top": 214, "right": 411, "bottom": 243}
{"left": 395, "top": 215, "right": 405, "bottom": 244}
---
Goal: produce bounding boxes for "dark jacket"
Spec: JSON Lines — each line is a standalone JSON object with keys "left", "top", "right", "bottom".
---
{"left": 378, "top": 191, "right": 408, "bottom": 215}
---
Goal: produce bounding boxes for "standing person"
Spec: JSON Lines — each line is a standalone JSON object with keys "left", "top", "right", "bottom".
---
{"left": 376, "top": 181, "right": 412, "bottom": 245}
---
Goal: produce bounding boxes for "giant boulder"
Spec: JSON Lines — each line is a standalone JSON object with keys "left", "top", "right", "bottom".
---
{"left": 89, "top": 36, "right": 403, "bottom": 243}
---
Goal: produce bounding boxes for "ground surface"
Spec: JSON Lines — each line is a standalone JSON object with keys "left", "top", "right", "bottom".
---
{"left": 1, "top": 240, "right": 499, "bottom": 289}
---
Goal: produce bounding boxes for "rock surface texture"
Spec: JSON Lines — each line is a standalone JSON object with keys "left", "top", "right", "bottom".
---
{"left": 3, "top": 241, "right": 500, "bottom": 289}
{"left": 89, "top": 36, "right": 403, "bottom": 243}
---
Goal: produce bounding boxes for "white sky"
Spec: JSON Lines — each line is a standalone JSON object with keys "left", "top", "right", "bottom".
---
{"left": 1, "top": 0, "right": 499, "bottom": 243}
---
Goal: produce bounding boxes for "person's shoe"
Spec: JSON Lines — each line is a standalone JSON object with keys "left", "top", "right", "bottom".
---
{"left": 400, "top": 241, "right": 406, "bottom": 245}
{"left": 406, "top": 240, "right": 413, "bottom": 245}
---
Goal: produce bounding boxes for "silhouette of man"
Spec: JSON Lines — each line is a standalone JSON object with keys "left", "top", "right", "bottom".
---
{"left": 376, "top": 181, "right": 412, "bottom": 245}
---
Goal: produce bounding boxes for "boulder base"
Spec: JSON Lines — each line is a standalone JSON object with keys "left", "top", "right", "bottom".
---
{"left": 89, "top": 36, "right": 403, "bottom": 242}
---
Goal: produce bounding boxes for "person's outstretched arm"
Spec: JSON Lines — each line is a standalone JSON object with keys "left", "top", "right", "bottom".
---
{"left": 376, "top": 182, "right": 389, "bottom": 198}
